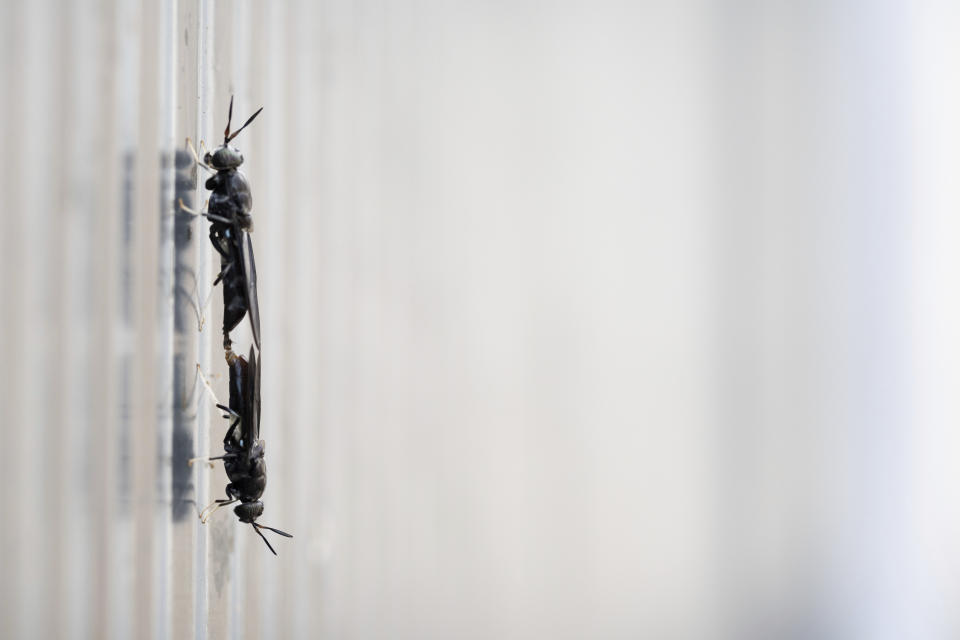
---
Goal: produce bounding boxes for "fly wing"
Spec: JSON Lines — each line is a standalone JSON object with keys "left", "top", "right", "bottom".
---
{"left": 253, "top": 346, "right": 261, "bottom": 441}
{"left": 242, "top": 345, "right": 260, "bottom": 448}
{"left": 240, "top": 232, "right": 261, "bottom": 349}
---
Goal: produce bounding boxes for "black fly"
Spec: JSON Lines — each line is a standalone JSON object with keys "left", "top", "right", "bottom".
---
{"left": 199, "top": 346, "right": 292, "bottom": 555}
{"left": 187, "top": 96, "right": 263, "bottom": 350}
{"left": 185, "top": 96, "right": 289, "bottom": 555}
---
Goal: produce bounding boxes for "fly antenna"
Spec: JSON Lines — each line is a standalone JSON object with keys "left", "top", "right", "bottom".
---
{"left": 257, "top": 524, "right": 293, "bottom": 538}
{"left": 252, "top": 522, "right": 278, "bottom": 555}
{"left": 224, "top": 95, "right": 234, "bottom": 143}
{"left": 226, "top": 106, "right": 264, "bottom": 143}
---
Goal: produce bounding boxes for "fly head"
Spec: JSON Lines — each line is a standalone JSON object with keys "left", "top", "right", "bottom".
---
{"left": 234, "top": 500, "right": 264, "bottom": 523}
{"left": 235, "top": 500, "right": 293, "bottom": 556}
{"left": 204, "top": 145, "right": 244, "bottom": 170}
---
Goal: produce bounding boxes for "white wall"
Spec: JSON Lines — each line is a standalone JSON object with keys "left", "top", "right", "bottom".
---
{"left": 0, "top": 1, "right": 957, "bottom": 638}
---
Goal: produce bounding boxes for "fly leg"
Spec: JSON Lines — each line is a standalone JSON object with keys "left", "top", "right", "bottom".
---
{"left": 177, "top": 197, "right": 210, "bottom": 218}
{"left": 193, "top": 252, "right": 236, "bottom": 334}
{"left": 195, "top": 224, "right": 242, "bottom": 334}
{"left": 176, "top": 198, "right": 224, "bottom": 331}
{"left": 187, "top": 364, "right": 241, "bottom": 468}
{"left": 196, "top": 361, "right": 241, "bottom": 414}
{"left": 179, "top": 194, "right": 231, "bottom": 226}
{"left": 186, "top": 137, "right": 213, "bottom": 173}
{"left": 222, "top": 414, "right": 242, "bottom": 447}
{"left": 194, "top": 362, "right": 233, "bottom": 415}
{"left": 195, "top": 271, "right": 231, "bottom": 336}
{"left": 200, "top": 492, "right": 238, "bottom": 524}
{"left": 200, "top": 500, "right": 236, "bottom": 523}
{"left": 213, "top": 257, "right": 235, "bottom": 286}
{"left": 177, "top": 204, "right": 236, "bottom": 332}
{"left": 187, "top": 452, "right": 238, "bottom": 468}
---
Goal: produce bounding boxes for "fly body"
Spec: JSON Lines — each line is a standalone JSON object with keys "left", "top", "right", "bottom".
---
{"left": 202, "top": 96, "right": 263, "bottom": 350}
{"left": 191, "top": 97, "right": 291, "bottom": 556}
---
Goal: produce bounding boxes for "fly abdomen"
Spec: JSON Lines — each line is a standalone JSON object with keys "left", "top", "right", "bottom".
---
{"left": 222, "top": 253, "right": 250, "bottom": 334}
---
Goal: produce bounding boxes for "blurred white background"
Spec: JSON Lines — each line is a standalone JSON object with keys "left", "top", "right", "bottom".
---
{"left": 1, "top": 0, "right": 959, "bottom": 638}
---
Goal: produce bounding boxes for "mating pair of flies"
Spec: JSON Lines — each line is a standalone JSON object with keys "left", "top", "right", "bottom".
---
{"left": 183, "top": 97, "right": 292, "bottom": 555}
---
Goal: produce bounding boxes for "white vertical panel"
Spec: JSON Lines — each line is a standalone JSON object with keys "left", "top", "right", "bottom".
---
{"left": 111, "top": 0, "right": 142, "bottom": 637}
{"left": 172, "top": 1, "right": 204, "bottom": 639}
{"left": 909, "top": 0, "right": 960, "bottom": 637}
{"left": 132, "top": 0, "right": 160, "bottom": 634}
{"left": 20, "top": 2, "right": 59, "bottom": 639}
{"left": 197, "top": 3, "right": 236, "bottom": 639}
{"left": 240, "top": 4, "right": 270, "bottom": 638}
{"left": 154, "top": 0, "right": 178, "bottom": 636}
{"left": 63, "top": 0, "right": 100, "bottom": 635}
{"left": 303, "top": 2, "right": 719, "bottom": 638}
{"left": 255, "top": 1, "right": 291, "bottom": 637}
{"left": 190, "top": 0, "right": 215, "bottom": 634}
{"left": 0, "top": 7, "right": 15, "bottom": 639}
